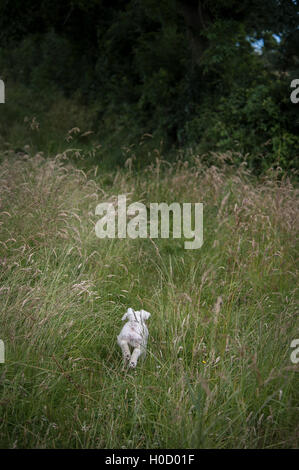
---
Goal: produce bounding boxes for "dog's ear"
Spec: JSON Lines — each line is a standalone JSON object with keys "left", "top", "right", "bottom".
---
{"left": 140, "top": 309, "right": 151, "bottom": 320}
{"left": 122, "top": 308, "right": 134, "bottom": 321}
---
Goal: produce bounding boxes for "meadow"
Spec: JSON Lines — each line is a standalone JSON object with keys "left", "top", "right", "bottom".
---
{"left": 0, "top": 146, "right": 298, "bottom": 448}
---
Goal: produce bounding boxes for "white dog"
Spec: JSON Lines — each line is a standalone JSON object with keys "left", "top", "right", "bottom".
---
{"left": 117, "top": 308, "right": 151, "bottom": 368}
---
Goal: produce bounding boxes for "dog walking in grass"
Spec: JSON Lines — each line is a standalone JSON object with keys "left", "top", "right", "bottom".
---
{"left": 117, "top": 308, "right": 151, "bottom": 368}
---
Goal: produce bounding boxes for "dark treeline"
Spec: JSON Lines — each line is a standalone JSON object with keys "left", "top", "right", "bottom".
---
{"left": 0, "top": 0, "right": 298, "bottom": 171}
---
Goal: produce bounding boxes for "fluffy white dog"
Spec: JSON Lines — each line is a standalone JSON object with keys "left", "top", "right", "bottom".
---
{"left": 117, "top": 308, "right": 151, "bottom": 368}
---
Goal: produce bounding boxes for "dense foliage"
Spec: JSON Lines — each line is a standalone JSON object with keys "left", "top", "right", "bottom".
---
{"left": 0, "top": 0, "right": 298, "bottom": 170}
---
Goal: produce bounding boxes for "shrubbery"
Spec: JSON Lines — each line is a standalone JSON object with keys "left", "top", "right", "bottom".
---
{"left": 0, "top": 0, "right": 298, "bottom": 171}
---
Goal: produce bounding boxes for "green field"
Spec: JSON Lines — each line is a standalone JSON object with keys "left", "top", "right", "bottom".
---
{"left": 0, "top": 148, "right": 298, "bottom": 448}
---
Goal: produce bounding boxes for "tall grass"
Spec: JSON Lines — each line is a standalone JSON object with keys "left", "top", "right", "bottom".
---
{"left": 0, "top": 149, "right": 298, "bottom": 448}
